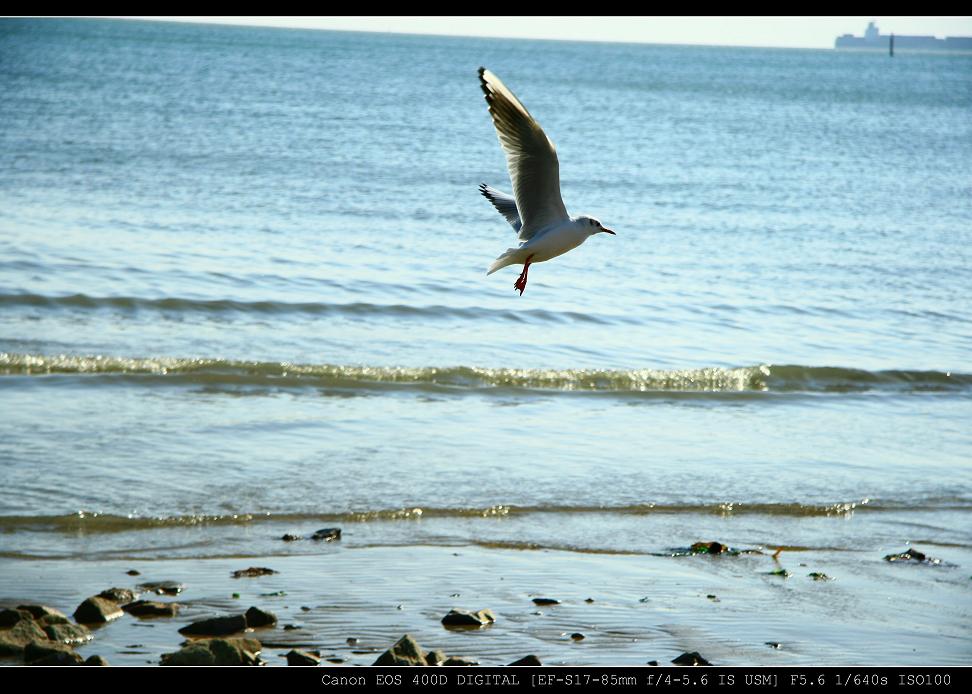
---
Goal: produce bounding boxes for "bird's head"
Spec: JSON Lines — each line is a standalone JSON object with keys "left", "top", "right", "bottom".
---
{"left": 577, "top": 215, "right": 616, "bottom": 236}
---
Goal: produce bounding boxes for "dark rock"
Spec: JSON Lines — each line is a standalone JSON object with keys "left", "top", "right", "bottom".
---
{"left": 373, "top": 634, "right": 426, "bottom": 666}
{"left": 29, "top": 650, "right": 85, "bottom": 665}
{"left": 137, "top": 581, "right": 184, "bottom": 595}
{"left": 286, "top": 649, "right": 320, "bottom": 666}
{"left": 425, "top": 650, "right": 446, "bottom": 666}
{"left": 300, "top": 606, "right": 311, "bottom": 612}
{"left": 884, "top": 548, "right": 940, "bottom": 564}
{"left": 570, "top": 633, "right": 585, "bottom": 641}
{"left": 85, "top": 655, "right": 110, "bottom": 666}
{"left": 443, "top": 656, "right": 478, "bottom": 666}
{"left": 25, "top": 641, "right": 83, "bottom": 665}
{"left": 17, "top": 605, "right": 69, "bottom": 622}
{"left": 43, "top": 623, "right": 93, "bottom": 645}
{"left": 283, "top": 624, "right": 301, "bottom": 631}
{"left": 161, "top": 637, "right": 262, "bottom": 666}
{"left": 38, "top": 614, "right": 71, "bottom": 628}
{"left": 245, "top": 606, "right": 277, "bottom": 628}
{"left": 667, "top": 542, "right": 761, "bottom": 557}
{"left": 122, "top": 600, "right": 179, "bottom": 618}
{"left": 178, "top": 614, "right": 247, "bottom": 636}
{"left": 584, "top": 598, "right": 595, "bottom": 603}
{"left": 766, "top": 642, "right": 782, "bottom": 649}
{"left": 691, "top": 541, "right": 727, "bottom": 554}
{"left": 706, "top": 594, "right": 720, "bottom": 601}
{"left": 766, "top": 568, "right": 791, "bottom": 577}
{"left": 161, "top": 643, "right": 214, "bottom": 666}
{"left": 208, "top": 638, "right": 263, "bottom": 666}
{"left": 532, "top": 598, "right": 560, "bottom": 606}
{"left": 896, "top": 548, "right": 925, "bottom": 561}
{"left": 808, "top": 572, "right": 832, "bottom": 581}
{"left": 441, "top": 608, "right": 495, "bottom": 627}
{"left": 281, "top": 534, "right": 302, "bottom": 542}
{"left": 232, "top": 567, "right": 278, "bottom": 578}
{"left": 672, "top": 651, "right": 712, "bottom": 666}
{"left": 509, "top": 655, "right": 542, "bottom": 666}
{"left": 74, "top": 596, "right": 123, "bottom": 624}
{"left": 0, "top": 608, "right": 32, "bottom": 628}
{"left": 126, "top": 569, "right": 141, "bottom": 576}
{"left": 311, "top": 528, "right": 341, "bottom": 541}
{"left": 346, "top": 637, "right": 358, "bottom": 645}
{"left": 98, "top": 587, "right": 136, "bottom": 605}
{"left": 647, "top": 660, "right": 659, "bottom": 666}
{"left": 0, "top": 619, "right": 49, "bottom": 657}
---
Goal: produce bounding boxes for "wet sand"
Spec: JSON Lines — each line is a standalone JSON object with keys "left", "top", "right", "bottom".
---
{"left": 2, "top": 542, "right": 969, "bottom": 666}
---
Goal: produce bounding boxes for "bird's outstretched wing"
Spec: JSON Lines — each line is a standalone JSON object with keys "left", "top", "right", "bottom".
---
{"left": 479, "top": 183, "right": 522, "bottom": 233}
{"left": 479, "top": 67, "right": 569, "bottom": 241}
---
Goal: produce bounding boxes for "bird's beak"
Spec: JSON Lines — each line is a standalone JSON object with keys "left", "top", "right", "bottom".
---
{"left": 601, "top": 228, "right": 616, "bottom": 235}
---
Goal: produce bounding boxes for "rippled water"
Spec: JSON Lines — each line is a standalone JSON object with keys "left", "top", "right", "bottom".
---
{"left": 1, "top": 19, "right": 970, "bottom": 574}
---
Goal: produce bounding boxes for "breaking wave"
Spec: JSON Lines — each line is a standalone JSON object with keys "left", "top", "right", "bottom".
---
{"left": 1, "top": 352, "right": 968, "bottom": 395}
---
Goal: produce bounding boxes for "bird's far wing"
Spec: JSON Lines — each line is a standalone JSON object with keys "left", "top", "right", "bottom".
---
{"left": 479, "top": 67, "right": 569, "bottom": 241}
{"left": 479, "top": 183, "right": 522, "bottom": 233}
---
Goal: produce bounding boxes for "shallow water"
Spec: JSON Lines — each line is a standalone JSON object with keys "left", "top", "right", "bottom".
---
{"left": 2, "top": 545, "right": 970, "bottom": 666}
{"left": 1, "top": 18, "right": 971, "bottom": 664}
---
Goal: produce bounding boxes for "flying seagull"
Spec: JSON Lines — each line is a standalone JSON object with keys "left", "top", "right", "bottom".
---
{"left": 478, "top": 67, "right": 615, "bottom": 295}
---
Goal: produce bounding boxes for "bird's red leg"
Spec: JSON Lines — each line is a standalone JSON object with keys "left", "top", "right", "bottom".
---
{"left": 514, "top": 255, "right": 534, "bottom": 296}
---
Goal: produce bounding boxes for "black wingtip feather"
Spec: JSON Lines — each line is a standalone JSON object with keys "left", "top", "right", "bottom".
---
{"left": 478, "top": 67, "right": 492, "bottom": 98}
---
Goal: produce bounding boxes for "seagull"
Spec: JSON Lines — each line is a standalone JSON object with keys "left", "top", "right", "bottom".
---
{"left": 478, "top": 67, "right": 615, "bottom": 296}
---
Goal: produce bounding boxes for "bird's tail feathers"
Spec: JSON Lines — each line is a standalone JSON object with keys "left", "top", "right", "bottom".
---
{"left": 487, "top": 248, "right": 521, "bottom": 275}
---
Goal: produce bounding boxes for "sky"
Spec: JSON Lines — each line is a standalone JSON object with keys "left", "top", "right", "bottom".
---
{"left": 133, "top": 16, "right": 972, "bottom": 50}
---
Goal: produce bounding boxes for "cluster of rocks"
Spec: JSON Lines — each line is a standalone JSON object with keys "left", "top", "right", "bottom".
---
{"left": 0, "top": 579, "right": 186, "bottom": 665}
{"left": 160, "top": 606, "right": 279, "bottom": 665}
{"left": 0, "top": 605, "right": 105, "bottom": 665}
{"left": 75, "top": 586, "right": 181, "bottom": 623}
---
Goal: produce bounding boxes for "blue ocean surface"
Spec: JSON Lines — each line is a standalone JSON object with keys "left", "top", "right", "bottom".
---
{"left": 0, "top": 19, "right": 970, "bottom": 664}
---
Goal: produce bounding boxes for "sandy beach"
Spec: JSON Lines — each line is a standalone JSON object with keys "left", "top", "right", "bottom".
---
{"left": 3, "top": 535, "right": 970, "bottom": 666}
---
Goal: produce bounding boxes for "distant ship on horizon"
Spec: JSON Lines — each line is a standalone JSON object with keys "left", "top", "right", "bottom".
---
{"left": 835, "top": 22, "right": 972, "bottom": 53}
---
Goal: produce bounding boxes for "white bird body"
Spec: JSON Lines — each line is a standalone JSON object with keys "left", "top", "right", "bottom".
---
{"left": 486, "top": 218, "right": 593, "bottom": 275}
{"left": 477, "top": 67, "right": 614, "bottom": 294}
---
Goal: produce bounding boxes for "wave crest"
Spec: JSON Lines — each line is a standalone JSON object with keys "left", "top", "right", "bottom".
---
{"left": 1, "top": 353, "right": 968, "bottom": 394}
